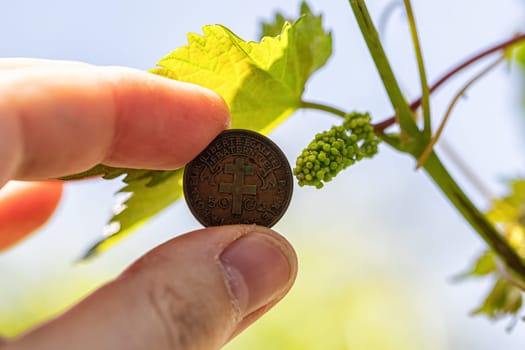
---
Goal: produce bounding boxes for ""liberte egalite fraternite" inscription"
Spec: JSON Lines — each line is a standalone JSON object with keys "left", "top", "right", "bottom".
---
{"left": 183, "top": 129, "right": 293, "bottom": 227}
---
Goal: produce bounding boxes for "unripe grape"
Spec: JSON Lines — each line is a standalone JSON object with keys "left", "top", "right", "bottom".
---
{"left": 293, "top": 112, "right": 381, "bottom": 188}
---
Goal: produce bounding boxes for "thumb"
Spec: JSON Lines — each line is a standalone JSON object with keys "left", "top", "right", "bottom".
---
{"left": 4, "top": 225, "right": 297, "bottom": 350}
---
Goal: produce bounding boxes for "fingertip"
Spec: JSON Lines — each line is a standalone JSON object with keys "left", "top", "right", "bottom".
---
{"left": 151, "top": 73, "right": 231, "bottom": 130}
{"left": 0, "top": 181, "right": 63, "bottom": 251}
{"left": 218, "top": 226, "right": 297, "bottom": 315}
{"left": 99, "top": 67, "right": 232, "bottom": 169}
{"left": 188, "top": 81, "right": 231, "bottom": 129}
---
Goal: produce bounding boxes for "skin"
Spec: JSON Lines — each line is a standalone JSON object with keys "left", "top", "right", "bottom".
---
{"left": 0, "top": 59, "right": 298, "bottom": 350}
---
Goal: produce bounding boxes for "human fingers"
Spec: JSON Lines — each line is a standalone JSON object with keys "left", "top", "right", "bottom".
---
{"left": 3, "top": 225, "right": 298, "bottom": 350}
{"left": 0, "top": 181, "right": 63, "bottom": 251}
{"left": 0, "top": 64, "right": 230, "bottom": 185}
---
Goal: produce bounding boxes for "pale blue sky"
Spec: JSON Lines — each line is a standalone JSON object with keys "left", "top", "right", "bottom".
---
{"left": 1, "top": 0, "right": 525, "bottom": 348}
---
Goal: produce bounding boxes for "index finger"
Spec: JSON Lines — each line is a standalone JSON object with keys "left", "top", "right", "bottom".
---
{"left": 0, "top": 64, "right": 230, "bottom": 184}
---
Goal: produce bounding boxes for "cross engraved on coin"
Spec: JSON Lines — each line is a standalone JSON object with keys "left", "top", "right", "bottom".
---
{"left": 183, "top": 129, "right": 293, "bottom": 227}
{"left": 219, "top": 158, "right": 257, "bottom": 215}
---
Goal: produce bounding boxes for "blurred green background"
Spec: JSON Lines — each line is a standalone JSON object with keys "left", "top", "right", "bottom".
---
{"left": 1, "top": 1, "right": 525, "bottom": 348}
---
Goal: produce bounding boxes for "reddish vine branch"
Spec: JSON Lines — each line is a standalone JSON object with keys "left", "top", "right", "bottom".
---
{"left": 373, "top": 32, "right": 525, "bottom": 133}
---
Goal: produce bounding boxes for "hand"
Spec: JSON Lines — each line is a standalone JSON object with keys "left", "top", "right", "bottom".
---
{"left": 0, "top": 59, "right": 297, "bottom": 350}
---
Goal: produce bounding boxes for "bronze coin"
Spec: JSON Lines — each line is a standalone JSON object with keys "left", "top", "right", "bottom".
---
{"left": 183, "top": 129, "right": 293, "bottom": 227}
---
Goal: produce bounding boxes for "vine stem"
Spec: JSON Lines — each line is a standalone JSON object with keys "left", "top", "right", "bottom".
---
{"left": 423, "top": 152, "right": 525, "bottom": 280}
{"left": 300, "top": 101, "right": 347, "bottom": 118}
{"left": 373, "top": 32, "right": 525, "bottom": 132}
{"left": 348, "top": 0, "right": 525, "bottom": 287}
{"left": 403, "top": 0, "right": 432, "bottom": 137}
{"left": 350, "top": 0, "right": 421, "bottom": 138}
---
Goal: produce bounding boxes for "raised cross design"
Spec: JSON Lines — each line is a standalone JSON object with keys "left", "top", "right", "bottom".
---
{"left": 219, "top": 158, "right": 257, "bottom": 214}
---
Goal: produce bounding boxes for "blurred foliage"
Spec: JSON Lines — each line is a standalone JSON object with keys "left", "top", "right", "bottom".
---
{"left": 459, "top": 179, "right": 525, "bottom": 322}
{"left": 472, "top": 278, "right": 523, "bottom": 320}
{"left": 459, "top": 250, "right": 523, "bottom": 321}
{"left": 487, "top": 179, "right": 525, "bottom": 233}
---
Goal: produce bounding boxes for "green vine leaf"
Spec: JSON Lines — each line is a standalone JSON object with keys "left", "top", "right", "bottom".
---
{"left": 81, "top": 169, "right": 183, "bottom": 259}
{"left": 67, "top": 1, "right": 332, "bottom": 259}
{"left": 152, "top": 1, "right": 332, "bottom": 133}
{"left": 62, "top": 165, "right": 183, "bottom": 259}
{"left": 61, "top": 164, "right": 173, "bottom": 187}
{"left": 260, "top": 11, "right": 290, "bottom": 39}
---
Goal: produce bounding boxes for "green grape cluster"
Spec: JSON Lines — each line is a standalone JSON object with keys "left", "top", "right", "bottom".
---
{"left": 293, "top": 112, "right": 381, "bottom": 188}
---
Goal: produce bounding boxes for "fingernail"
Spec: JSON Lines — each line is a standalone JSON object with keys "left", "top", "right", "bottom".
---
{"left": 220, "top": 233, "right": 292, "bottom": 315}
